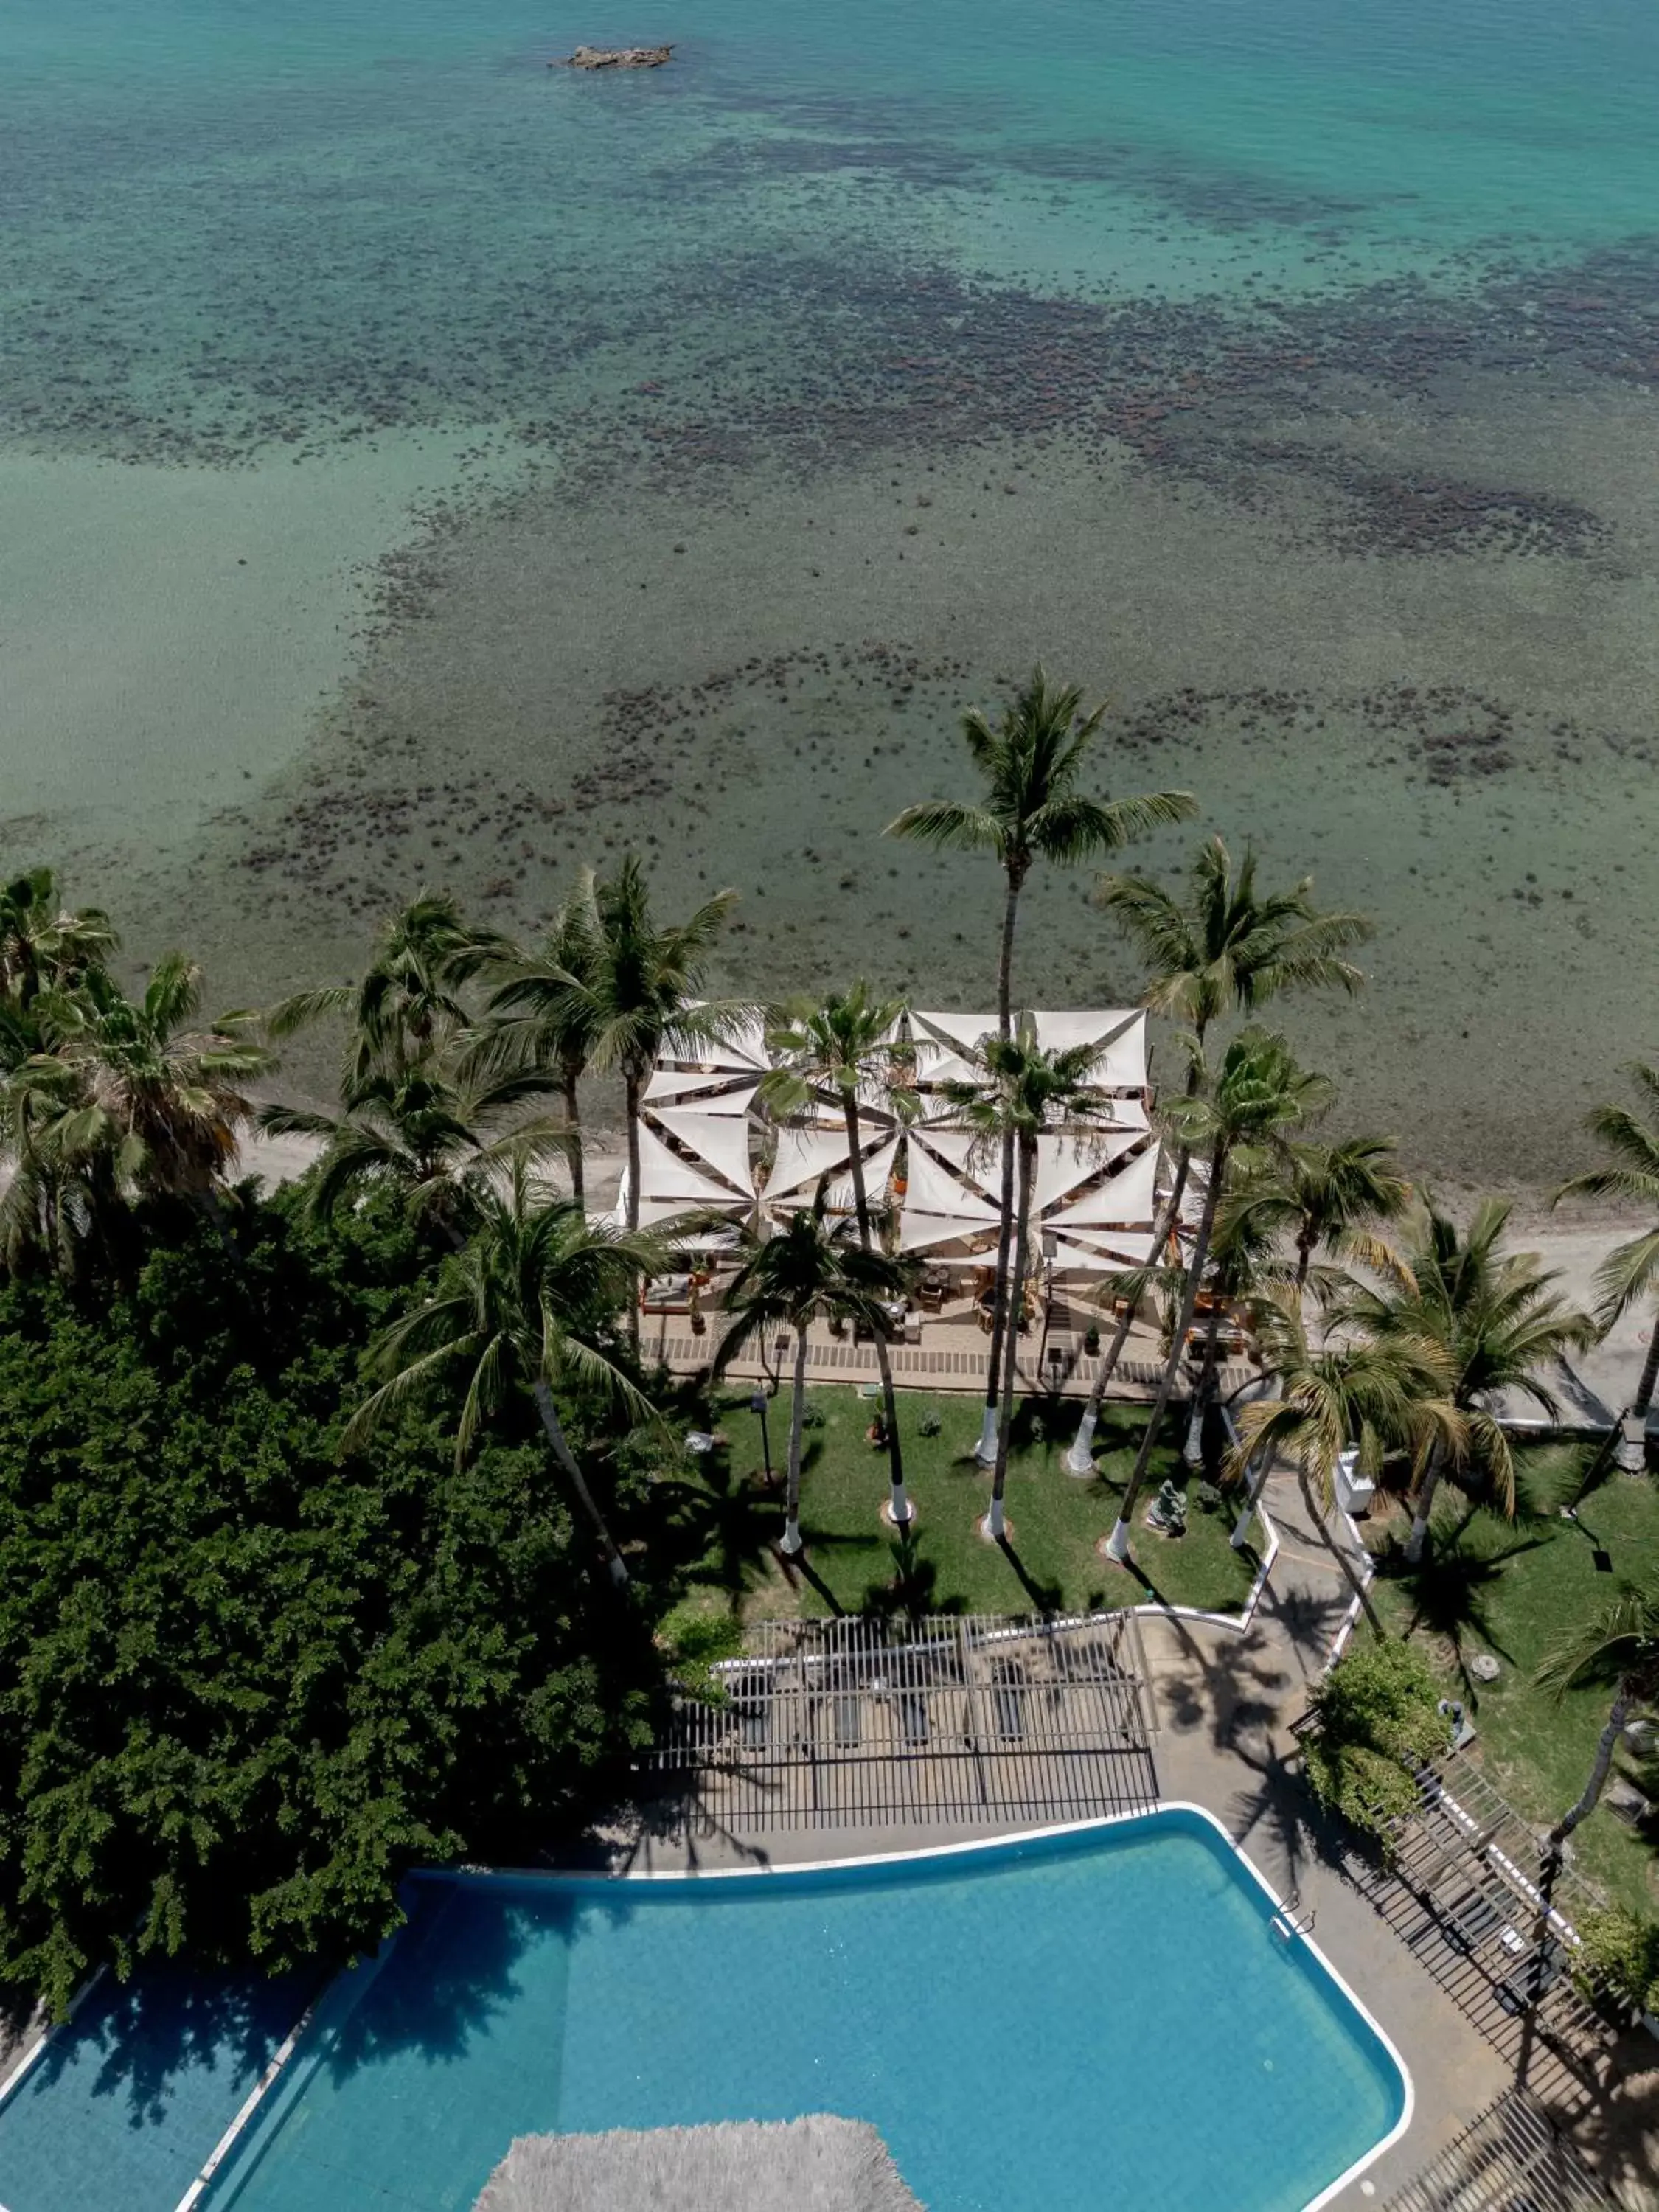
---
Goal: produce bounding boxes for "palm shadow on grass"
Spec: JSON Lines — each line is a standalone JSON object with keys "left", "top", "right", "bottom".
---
{"left": 1374, "top": 1528, "right": 1544, "bottom": 1699}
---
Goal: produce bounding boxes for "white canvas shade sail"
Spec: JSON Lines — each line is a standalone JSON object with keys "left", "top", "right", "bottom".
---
{"left": 634, "top": 1121, "right": 745, "bottom": 1208}
{"left": 669, "top": 1007, "right": 768, "bottom": 1071}
{"left": 1028, "top": 1009, "right": 1147, "bottom": 1091}
{"left": 901, "top": 1142, "right": 1000, "bottom": 1225}
{"left": 898, "top": 1212, "right": 995, "bottom": 1255}
{"left": 646, "top": 1106, "right": 755, "bottom": 1195}
{"left": 768, "top": 1137, "right": 900, "bottom": 1214}
{"left": 1042, "top": 1144, "right": 1159, "bottom": 1230}
{"left": 1045, "top": 1229, "right": 1158, "bottom": 1273}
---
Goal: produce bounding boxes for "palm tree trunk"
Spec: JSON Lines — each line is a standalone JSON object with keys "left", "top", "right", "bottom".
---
{"left": 1404, "top": 1439, "right": 1445, "bottom": 1565}
{"left": 1231, "top": 1447, "right": 1271, "bottom": 1550}
{"left": 779, "top": 1324, "right": 810, "bottom": 1555}
{"left": 1615, "top": 1318, "right": 1659, "bottom": 1471}
{"left": 1105, "top": 1142, "right": 1225, "bottom": 1562}
{"left": 986, "top": 1134, "right": 1034, "bottom": 1539}
{"left": 1067, "top": 1127, "right": 1194, "bottom": 1472}
{"left": 844, "top": 1097, "right": 909, "bottom": 1525}
{"left": 532, "top": 1378, "right": 627, "bottom": 1586}
{"left": 980, "top": 1124, "right": 1016, "bottom": 1465}
{"left": 1185, "top": 1301, "right": 1223, "bottom": 1467}
{"left": 622, "top": 1067, "right": 642, "bottom": 1344}
{"left": 979, "top": 863, "right": 1024, "bottom": 1464}
{"left": 1549, "top": 1683, "right": 1632, "bottom": 1846}
{"left": 1634, "top": 1318, "right": 1659, "bottom": 1419}
{"left": 562, "top": 1063, "right": 585, "bottom": 1214}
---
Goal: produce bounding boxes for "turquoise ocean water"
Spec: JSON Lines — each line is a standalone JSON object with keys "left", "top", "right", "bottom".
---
{"left": 3, "top": 0, "right": 1659, "bottom": 1174}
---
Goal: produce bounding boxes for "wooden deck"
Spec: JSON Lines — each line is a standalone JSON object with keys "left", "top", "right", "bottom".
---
{"left": 645, "top": 1306, "right": 1256, "bottom": 1403}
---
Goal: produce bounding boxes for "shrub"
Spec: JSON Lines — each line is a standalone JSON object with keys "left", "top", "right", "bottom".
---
{"left": 663, "top": 1610, "right": 747, "bottom": 1705}
{"left": 1194, "top": 1481, "right": 1225, "bottom": 1514}
{"left": 1573, "top": 1907, "right": 1659, "bottom": 2017}
{"left": 1301, "top": 1639, "right": 1449, "bottom": 1843}
{"left": 917, "top": 1413, "right": 942, "bottom": 1438}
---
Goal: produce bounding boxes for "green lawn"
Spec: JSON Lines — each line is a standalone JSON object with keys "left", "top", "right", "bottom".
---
{"left": 1368, "top": 1464, "right": 1659, "bottom": 1921}
{"left": 667, "top": 1384, "right": 1265, "bottom": 1627}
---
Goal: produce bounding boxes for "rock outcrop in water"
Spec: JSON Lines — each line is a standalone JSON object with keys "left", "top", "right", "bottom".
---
{"left": 558, "top": 44, "right": 674, "bottom": 68}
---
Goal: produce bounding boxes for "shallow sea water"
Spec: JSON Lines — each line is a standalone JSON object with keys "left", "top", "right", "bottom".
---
{"left": 3, "top": 0, "right": 1658, "bottom": 1179}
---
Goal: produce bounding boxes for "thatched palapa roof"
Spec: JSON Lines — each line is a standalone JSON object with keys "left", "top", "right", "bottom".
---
{"left": 472, "top": 2115, "right": 925, "bottom": 2211}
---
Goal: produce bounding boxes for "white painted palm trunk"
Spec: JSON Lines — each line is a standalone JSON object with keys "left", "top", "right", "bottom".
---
{"left": 779, "top": 1516, "right": 804, "bottom": 1556}
{"left": 1065, "top": 1405, "right": 1098, "bottom": 1476}
{"left": 975, "top": 1404, "right": 1000, "bottom": 1464}
{"left": 888, "top": 1480, "right": 914, "bottom": 1527}
{"left": 1103, "top": 1515, "right": 1132, "bottom": 1563}
{"left": 1183, "top": 1403, "right": 1205, "bottom": 1467}
{"left": 1616, "top": 1410, "right": 1647, "bottom": 1472}
{"left": 982, "top": 1492, "right": 1007, "bottom": 1540}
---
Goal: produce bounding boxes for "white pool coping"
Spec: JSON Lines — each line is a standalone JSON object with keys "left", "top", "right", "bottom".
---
{"left": 197, "top": 1802, "right": 1415, "bottom": 2212}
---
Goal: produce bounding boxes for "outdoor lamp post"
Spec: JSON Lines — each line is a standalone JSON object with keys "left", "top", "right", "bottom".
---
{"left": 750, "top": 1388, "right": 773, "bottom": 1484}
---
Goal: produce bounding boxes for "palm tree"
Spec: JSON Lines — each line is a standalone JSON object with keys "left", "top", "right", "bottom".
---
{"left": 714, "top": 1191, "right": 909, "bottom": 1557}
{"left": 1347, "top": 1199, "right": 1596, "bottom": 1563}
{"left": 1179, "top": 1189, "right": 1274, "bottom": 1470}
{"left": 1230, "top": 1287, "right": 1461, "bottom": 1630}
{"left": 1105, "top": 1030, "right": 1330, "bottom": 1563}
{"left": 1068, "top": 836, "right": 1371, "bottom": 1471}
{"left": 762, "top": 982, "right": 918, "bottom": 1525}
{"left": 557, "top": 858, "right": 742, "bottom": 1263}
{"left": 1536, "top": 1573, "right": 1659, "bottom": 1847}
{"left": 1231, "top": 1134, "right": 1413, "bottom": 1302}
{"left": 15, "top": 956, "right": 272, "bottom": 1221}
{"left": 0, "top": 866, "right": 117, "bottom": 1017}
{"left": 942, "top": 1020, "right": 1110, "bottom": 1538}
{"left": 260, "top": 1058, "right": 572, "bottom": 1250}
{"left": 1554, "top": 1064, "right": 1659, "bottom": 1472}
{"left": 470, "top": 892, "right": 603, "bottom": 1212}
{"left": 265, "top": 892, "right": 509, "bottom": 1079}
{"left": 343, "top": 1166, "right": 666, "bottom": 1585}
{"left": 888, "top": 669, "right": 1195, "bottom": 1465}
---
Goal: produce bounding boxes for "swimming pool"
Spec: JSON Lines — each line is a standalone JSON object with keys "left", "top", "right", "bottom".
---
{"left": 203, "top": 1808, "right": 1410, "bottom": 2212}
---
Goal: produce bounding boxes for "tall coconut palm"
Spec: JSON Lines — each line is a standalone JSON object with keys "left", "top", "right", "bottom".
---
{"left": 1536, "top": 1573, "right": 1659, "bottom": 1847}
{"left": 265, "top": 892, "right": 509, "bottom": 1080}
{"left": 470, "top": 892, "right": 603, "bottom": 1212}
{"left": 762, "top": 982, "right": 918, "bottom": 1524}
{"left": 888, "top": 669, "right": 1195, "bottom": 1464}
{"left": 1230, "top": 1287, "right": 1461, "bottom": 1629}
{"left": 1068, "top": 837, "right": 1371, "bottom": 1471}
{"left": 942, "top": 1020, "right": 1111, "bottom": 1538}
{"left": 1554, "top": 1063, "right": 1659, "bottom": 1472}
{"left": 1346, "top": 1199, "right": 1596, "bottom": 1563}
{"left": 714, "top": 1190, "right": 909, "bottom": 1557}
{"left": 1105, "top": 1030, "right": 1330, "bottom": 1563}
{"left": 1179, "top": 1188, "right": 1276, "bottom": 1469}
{"left": 260, "top": 1058, "right": 573, "bottom": 1250}
{"left": 557, "top": 859, "right": 742, "bottom": 1267}
{"left": 343, "top": 1166, "right": 665, "bottom": 1585}
{"left": 15, "top": 956, "right": 272, "bottom": 1220}
{"left": 1231, "top": 1134, "right": 1413, "bottom": 1302}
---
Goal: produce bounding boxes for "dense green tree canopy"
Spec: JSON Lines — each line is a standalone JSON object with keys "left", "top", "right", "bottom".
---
{"left": 0, "top": 1190, "right": 661, "bottom": 2017}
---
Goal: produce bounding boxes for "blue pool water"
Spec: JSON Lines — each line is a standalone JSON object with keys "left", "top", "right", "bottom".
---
{"left": 204, "top": 1813, "right": 1408, "bottom": 2212}
{"left": 0, "top": 1962, "right": 319, "bottom": 2212}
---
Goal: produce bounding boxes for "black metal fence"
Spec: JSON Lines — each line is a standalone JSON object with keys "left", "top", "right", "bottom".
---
{"left": 1382, "top": 2088, "right": 1613, "bottom": 2211}
{"left": 650, "top": 1613, "right": 1159, "bottom": 1831}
